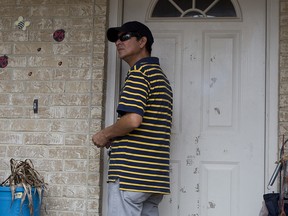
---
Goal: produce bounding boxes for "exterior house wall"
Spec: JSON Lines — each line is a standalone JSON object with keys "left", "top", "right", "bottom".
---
{"left": 280, "top": 1, "right": 288, "bottom": 141}
{"left": 0, "top": 0, "right": 108, "bottom": 215}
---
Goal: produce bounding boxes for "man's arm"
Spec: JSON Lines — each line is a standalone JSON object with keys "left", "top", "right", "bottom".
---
{"left": 92, "top": 112, "right": 142, "bottom": 148}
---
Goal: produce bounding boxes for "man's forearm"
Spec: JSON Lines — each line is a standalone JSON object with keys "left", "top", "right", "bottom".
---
{"left": 103, "top": 113, "right": 143, "bottom": 140}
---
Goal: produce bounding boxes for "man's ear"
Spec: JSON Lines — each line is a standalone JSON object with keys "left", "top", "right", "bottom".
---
{"left": 139, "top": 36, "right": 147, "bottom": 48}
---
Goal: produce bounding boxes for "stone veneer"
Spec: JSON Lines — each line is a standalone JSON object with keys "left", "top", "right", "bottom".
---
{"left": 280, "top": 1, "right": 288, "bottom": 142}
{"left": 0, "top": 0, "right": 108, "bottom": 215}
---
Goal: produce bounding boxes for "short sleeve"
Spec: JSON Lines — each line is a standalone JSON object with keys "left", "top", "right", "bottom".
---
{"left": 117, "top": 70, "right": 149, "bottom": 116}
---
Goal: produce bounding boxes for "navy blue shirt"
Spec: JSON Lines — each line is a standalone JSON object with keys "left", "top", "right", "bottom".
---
{"left": 108, "top": 57, "right": 173, "bottom": 194}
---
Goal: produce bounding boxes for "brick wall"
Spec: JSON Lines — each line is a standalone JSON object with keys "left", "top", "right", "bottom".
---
{"left": 280, "top": 1, "right": 288, "bottom": 142}
{"left": 0, "top": 0, "right": 108, "bottom": 215}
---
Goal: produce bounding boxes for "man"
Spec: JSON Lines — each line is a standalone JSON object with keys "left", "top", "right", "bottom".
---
{"left": 92, "top": 21, "right": 173, "bottom": 216}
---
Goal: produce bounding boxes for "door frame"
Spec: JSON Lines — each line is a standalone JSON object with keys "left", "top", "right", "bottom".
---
{"left": 103, "top": 0, "right": 279, "bottom": 215}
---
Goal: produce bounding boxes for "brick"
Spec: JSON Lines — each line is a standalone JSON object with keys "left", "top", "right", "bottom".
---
{"left": 87, "top": 212, "right": 100, "bottom": 216}
{"left": 10, "top": 94, "right": 50, "bottom": 106}
{"left": 90, "top": 106, "right": 103, "bottom": 118}
{"left": 0, "top": 119, "right": 11, "bottom": 131}
{"left": 0, "top": 43, "right": 12, "bottom": 55}
{"left": 279, "top": 122, "right": 288, "bottom": 136}
{"left": 47, "top": 172, "right": 87, "bottom": 185}
{"left": 50, "top": 94, "right": 90, "bottom": 106}
{"left": 0, "top": 81, "right": 25, "bottom": 92}
{"left": 0, "top": 0, "right": 16, "bottom": 5}
{"left": 0, "top": 6, "right": 29, "bottom": 17}
{"left": 31, "top": 5, "right": 70, "bottom": 17}
{"left": 90, "top": 93, "right": 104, "bottom": 106}
{"left": 87, "top": 199, "right": 100, "bottom": 212}
{"left": 62, "top": 185, "right": 87, "bottom": 198}
{"left": 87, "top": 186, "right": 100, "bottom": 199}
{"left": 95, "top": 4, "right": 107, "bottom": 16}
{"left": 64, "top": 160, "right": 87, "bottom": 172}
{"left": 90, "top": 119, "right": 103, "bottom": 133}
{"left": 69, "top": 5, "right": 94, "bottom": 16}
{"left": 54, "top": 68, "right": 92, "bottom": 80}
{"left": 48, "top": 147, "right": 64, "bottom": 159}
{"left": 93, "top": 43, "right": 105, "bottom": 54}
{"left": 12, "top": 68, "right": 55, "bottom": 80}
{"left": 51, "top": 120, "right": 89, "bottom": 133}
{"left": 0, "top": 68, "right": 12, "bottom": 80}
{"left": 88, "top": 159, "right": 100, "bottom": 172}
{"left": 2, "top": 30, "right": 28, "bottom": 42}
{"left": 280, "top": 14, "right": 288, "bottom": 26}
{"left": 0, "top": 43, "right": 12, "bottom": 54}
{"left": 8, "top": 56, "right": 27, "bottom": 67}
{"left": 62, "top": 147, "right": 88, "bottom": 159}
{"left": 91, "top": 68, "right": 105, "bottom": 79}
{"left": 280, "top": 55, "right": 288, "bottom": 68}
{"left": 68, "top": 30, "right": 93, "bottom": 43}
{"left": 280, "top": 109, "right": 288, "bottom": 121}
{"left": 28, "top": 18, "right": 53, "bottom": 30}
{"left": 46, "top": 184, "right": 62, "bottom": 197}
{"left": 0, "top": 158, "right": 10, "bottom": 170}
{"left": 280, "top": 95, "right": 288, "bottom": 108}
{"left": 33, "top": 159, "right": 64, "bottom": 171}
{"left": 92, "top": 80, "right": 104, "bottom": 93}
{"left": 17, "top": 0, "right": 93, "bottom": 4}
{"left": 14, "top": 43, "right": 53, "bottom": 55}
{"left": 281, "top": 2, "right": 288, "bottom": 13}
{"left": 24, "top": 81, "right": 65, "bottom": 93}
{"left": 68, "top": 56, "right": 92, "bottom": 68}
{"left": 0, "top": 107, "right": 29, "bottom": 118}
{"left": 0, "top": 94, "right": 11, "bottom": 105}
{"left": 29, "top": 106, "right": 66, "bottom": 119}
{"left": 87, "top": 173, "right": 100, "bottom": 186}
{"left": 92, "top": 53, "right": 105, "bottom": 68}
{"left": 44, "top": 211, "right": 85, "bottom": 216}
{"left": 280, "top": 71, "right": 288, "bottom": 83}
{"left": 28, "top": 56, "right": 69, "bottom": 67}
{"left": 281, "top": 27, "right": 288, "bottom": 39}
{"left": 54, "top": 18, "right": 93, "bottom": 30}
{"left": 65, "top": 134, "right": 89, "bottom": 146}
{"left": 45, "top": 197, "right": 86, "bottom": 211}
{"left": 11, "top": 119, "right": 52, "bottom": 132}
{"left": 0, "top": 133, "right": 22, "bottom": 144}
{"left": 65, "top": 81, "right": 91, "bottom": 93}
{"left": 28, "top": 30, "right": 55, "bottom": 42}
{"left": 23, "top": 133, "right": 64, "bottom": 145}
{"left": 66, "top": 107, "right": 90, "bottom": 118}
{"left": 53, "top": 43, "right": 92, "bottom": 55}
{"left": 89, "top": 147, "right": 101, "bottom": 160}
{"left": 6, "top": 146, "right": 47, "bottom": 157}
{"left": 280, "top": 82, "right": 288, "bottom": 94}
{"left": 0, "top": 146, "right": 6, "bottom": 157}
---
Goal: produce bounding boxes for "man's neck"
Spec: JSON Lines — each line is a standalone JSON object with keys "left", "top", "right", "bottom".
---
{"left": 126, "top": 52, "right": 150, "bottom": 67}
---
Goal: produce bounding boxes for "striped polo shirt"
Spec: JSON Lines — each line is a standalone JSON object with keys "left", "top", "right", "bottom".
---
{"left": 108, "top": 57, "right": 173, "bottom": 194}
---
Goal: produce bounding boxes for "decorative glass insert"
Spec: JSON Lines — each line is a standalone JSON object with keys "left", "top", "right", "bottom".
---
{"left": 150, "top": 0, "right": 240, "bottom": 18}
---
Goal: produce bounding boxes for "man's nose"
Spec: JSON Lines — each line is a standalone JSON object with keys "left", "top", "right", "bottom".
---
{"left": 115, "top": 39, "right": 121, "bottom": 45}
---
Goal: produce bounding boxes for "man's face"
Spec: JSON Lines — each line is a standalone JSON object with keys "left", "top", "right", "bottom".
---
{"left": 115, "top": 32, "right": 143, "bottom": 63}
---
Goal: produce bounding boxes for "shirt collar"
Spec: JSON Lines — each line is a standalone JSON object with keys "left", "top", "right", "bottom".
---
{"left": 133, "top": 57, "right": 159, "bottom": 68}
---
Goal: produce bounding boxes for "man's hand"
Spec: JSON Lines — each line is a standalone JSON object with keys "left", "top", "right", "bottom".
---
{"left": 92, "top": 112, "right": 143, "bottom": 148}
{"left": 92, "top": 130, "right": 110, "bottom": 148}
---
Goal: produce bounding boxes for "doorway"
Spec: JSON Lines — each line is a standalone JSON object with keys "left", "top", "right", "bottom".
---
{"left": 103, "top": 0, "right": 279, "bottom": 215}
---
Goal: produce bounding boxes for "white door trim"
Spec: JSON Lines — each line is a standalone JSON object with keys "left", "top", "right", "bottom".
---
{"left": 265, "top": 0, "right": 279, "bottom": 193}
{"left": 103, "top": 0, "right": 279, "bottom": 214}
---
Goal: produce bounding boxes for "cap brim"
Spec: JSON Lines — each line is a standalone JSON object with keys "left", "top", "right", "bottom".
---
{"left": 107, "top": 27, "right": 122, "bottom": 42}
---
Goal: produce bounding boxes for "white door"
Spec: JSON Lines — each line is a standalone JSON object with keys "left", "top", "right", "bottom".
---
{"left": 121, "top": 0, "right": 266, "bottom": 215}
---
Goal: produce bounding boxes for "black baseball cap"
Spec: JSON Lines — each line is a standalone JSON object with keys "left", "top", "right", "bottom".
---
{"left": 107, "top": 21, "right": 154, "bottom": 46}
